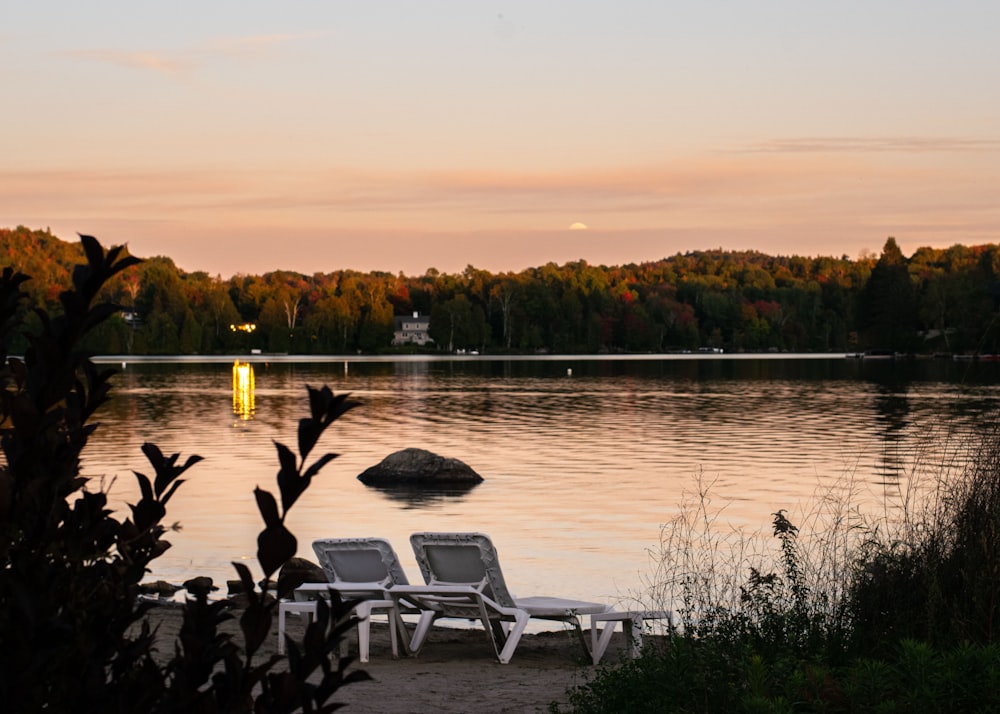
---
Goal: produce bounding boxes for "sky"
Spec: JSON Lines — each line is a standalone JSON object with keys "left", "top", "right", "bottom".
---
{"left": 3, "top": 1, "right": 1000, "bottom": 277}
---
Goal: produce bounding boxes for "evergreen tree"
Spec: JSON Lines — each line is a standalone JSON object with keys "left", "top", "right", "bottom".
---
{"left": 859, "top": 237, "right": 917, "bottom": 351}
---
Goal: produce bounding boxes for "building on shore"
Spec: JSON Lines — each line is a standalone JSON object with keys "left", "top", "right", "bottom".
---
{"left": 393, "top": 312, "right": 433, "bottom": 347}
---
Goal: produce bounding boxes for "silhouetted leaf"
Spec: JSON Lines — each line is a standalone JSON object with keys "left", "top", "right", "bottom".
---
{"left": 274, "top": 440, "right": 297, "bottom": 474}
{"left": 302, "top": 453, "right": 337, "bottom": 480}
{"left": 254, "top": 487, "right": 282, "bottom": 528}
{"left": 141, "top": 442, "right": 165, "bottom": 470}
{"left": 232, "top": 561, "right": 257, "bottom": 601}
{"left": 240, "top": 600, "right": 274, "bottom": 657}
{"left": 278, "top": 471, "right": 309, "bottom": 515}
{"left": 274, "top": 441, "right": 308, "bottom": 513}
{"left": 257, "top": 523, "right": 296, "bottom": 577}
{"left": 79, "top": 234, "right": 103, "bottom": 270}
{"left": 130, "top": 499, "right": 165, "bottom": 534}
{"left": 142, "top": 441, "right": 203, "bottom": 499}
{"left": 297, "top": 418, "right": 322, "bottom": 462}
{"left": 326, "top": 391, "right": 360, "bottom": 421}
{"left": 298, "top": 388, "right": 358, "bottom": 462}
{"left": 307, "top": 384, "right": 333, "bottom": 422}
{"left": 159, "top": 480, "right": 185, "bottom": 506}
{"left": 133, "top": 471, "right": 154, "bottom": 502}
{"left": 86, "top": 302, "right": 121, "bottom": 326}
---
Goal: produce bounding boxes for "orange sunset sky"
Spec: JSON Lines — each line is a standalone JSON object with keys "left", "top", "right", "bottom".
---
{"left": 2, "top": 1, "right": 999, "bottom": 277}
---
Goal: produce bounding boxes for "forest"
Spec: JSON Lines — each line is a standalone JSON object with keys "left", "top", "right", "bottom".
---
{"left": 2, "top": 225, "right": 999, "bottom": 357}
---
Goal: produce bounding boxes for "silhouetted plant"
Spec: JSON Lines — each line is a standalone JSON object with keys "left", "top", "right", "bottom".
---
{"left": 559, "top": 430, "right": 1000, "bottom": 712}
{"left": 850, "top": 420, "right": 1000, "bottom": 654}
{"left": 0, "top": 235, "right": 366, "bottom": 713}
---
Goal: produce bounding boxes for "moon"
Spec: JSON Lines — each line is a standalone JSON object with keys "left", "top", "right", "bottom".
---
{"left": 568, "top": 222, "right": 588, "bottom": 230}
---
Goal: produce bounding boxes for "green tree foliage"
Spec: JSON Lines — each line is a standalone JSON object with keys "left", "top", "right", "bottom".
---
{"left": 6, "top": 227, "right": 1000, "bottom": 355}
{"left": 430, "top": 295, "right": 488, "bottom": 352}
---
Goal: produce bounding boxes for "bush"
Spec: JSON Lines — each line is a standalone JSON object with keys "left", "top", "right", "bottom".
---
{"left": 560, "top": 436, "right": 1000, "bottom": 711}
{"left": 0, "top": 236, "right": 366, "bottom": 712}
{"left": 849, "top": 421, "right": 1000, "bottom": 653}
{"left": 562, "top": 638, "right": 1000, "bottom": 713}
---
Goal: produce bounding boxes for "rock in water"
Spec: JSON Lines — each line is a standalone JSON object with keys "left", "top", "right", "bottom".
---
{"left": 358, "top": 447, "right": 483, "bottom": 485}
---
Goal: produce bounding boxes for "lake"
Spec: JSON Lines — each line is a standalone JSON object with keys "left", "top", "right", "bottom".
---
{"left": 83, "top": 354, "right": 1000, "bottom": 610}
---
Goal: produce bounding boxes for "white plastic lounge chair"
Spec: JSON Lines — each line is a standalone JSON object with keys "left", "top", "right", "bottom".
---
{"left": 276, "top": 537, "right": 412, "bottom": 661}
{"left": 389, "top": 532, "right": 613, "bottom": 664}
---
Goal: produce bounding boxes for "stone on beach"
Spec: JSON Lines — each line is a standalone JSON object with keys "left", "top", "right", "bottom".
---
{"left": 138, "top": 580, "right": 182, "bottom": 597}
{"left": 183, "top": 576, "right": 217, "bottom": 597}
{"left": 277, "top": 556, "right": 327, "bottom": 592}
{"left": 357, "top": 447, "right": 483, "bottom": 485}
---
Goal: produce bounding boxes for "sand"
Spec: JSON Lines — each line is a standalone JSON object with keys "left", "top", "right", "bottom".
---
{"left": 140, "top": 602, "right": 635, "bottom": 713}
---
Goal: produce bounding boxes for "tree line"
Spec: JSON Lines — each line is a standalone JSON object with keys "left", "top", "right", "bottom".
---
{"left": 3, "top": 226, "right": 999, "bottom": 356}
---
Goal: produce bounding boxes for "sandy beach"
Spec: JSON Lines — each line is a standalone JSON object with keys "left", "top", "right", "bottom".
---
{"left": 142, "top": 602, "right": 637, "bottom": 713}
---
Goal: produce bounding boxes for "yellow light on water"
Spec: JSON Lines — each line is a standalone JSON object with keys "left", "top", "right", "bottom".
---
{"left": 232, "top": 360, "right": 255, "bottom": 420}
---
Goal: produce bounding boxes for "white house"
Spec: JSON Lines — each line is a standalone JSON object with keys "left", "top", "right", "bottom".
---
{"left": 393, "top": 312, "right": 433, "bottom": 347}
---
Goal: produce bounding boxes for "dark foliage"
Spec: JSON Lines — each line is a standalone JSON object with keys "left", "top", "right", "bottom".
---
{"left": 558, "top": 638, "right": 1000, "bottom": 714}
{"left": 849, "top": 421, "right": 1000, "bottom": 654}
{"left": 558, "top": 425, "right": 1000, "bottom": 712}
{"left": 0, "top": 235, "right": 365, "bottom": 712}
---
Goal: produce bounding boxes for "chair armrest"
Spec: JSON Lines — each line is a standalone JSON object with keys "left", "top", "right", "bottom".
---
{"left": 293, "top": 582, "right": 390, "bottom": 601}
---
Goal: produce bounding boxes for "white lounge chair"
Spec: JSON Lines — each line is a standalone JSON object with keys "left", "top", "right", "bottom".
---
{"left": 276, "top": 537, "right": 413, "bottom": 661}
{"left": 389, "top": 531, "right": 612, "bottom": 664}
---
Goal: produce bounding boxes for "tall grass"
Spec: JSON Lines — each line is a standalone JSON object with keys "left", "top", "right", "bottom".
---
{"left": 560, "top": 414, "right": 1000, "bottom": 712}
{"left": 632, "top": 470, "right": 869, "bottom": 661}
{"left": 851, "top": 420, "right": 1000, "bottom": 653}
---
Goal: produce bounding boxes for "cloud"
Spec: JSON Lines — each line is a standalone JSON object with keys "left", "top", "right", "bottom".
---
{"left": 61, "top": 32, "right": 326, "bottom": 77}
{"left": 740, "top": 136, "right": 1000, "bottom": 154}
{"left": 63, "top": 49, "right": 192, "bottom": 76}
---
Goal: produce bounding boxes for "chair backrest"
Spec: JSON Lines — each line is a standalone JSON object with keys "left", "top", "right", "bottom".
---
{"left": 409, "top": 532, "right": 516, "bottom": 608}
{"left": 312, "top": 537, "right": 409, "bottom": 593}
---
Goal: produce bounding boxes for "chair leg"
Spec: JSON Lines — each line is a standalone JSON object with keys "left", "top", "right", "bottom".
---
{"left": 591, "top": 619, "right": 620, "bottom": 665}
{"left": 355, "top": 602, "right": 373, "bottom": 663}
{"left": 387, "top": 609, "right": 400, "bottom": 657}
{"left": 389, "top": 607, "right": 420, "bottom": 656}
{"left": 497, "top": 611, "right": 530, "bottom": 664}
{"left": 489, "top": 618, "right": 508, "bottom": 645}
{"left": 277, "top": 601, "right": 316, "bottom": 655}
{"left": 277, "top": 605, "right": 288, "bottom": 655}
{"left": 408, "top": 611, "right": 437, "bottom": 654}
{"left": 590, "top": 614, "right": 655, "bottom": 664}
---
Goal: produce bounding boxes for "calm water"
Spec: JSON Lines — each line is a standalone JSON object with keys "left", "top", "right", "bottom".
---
{"left": 83, "top": 355, "right": 1000, "bottom": 609}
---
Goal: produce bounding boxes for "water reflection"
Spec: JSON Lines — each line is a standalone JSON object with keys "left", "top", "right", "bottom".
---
{"left": 363, "top": 482, "right": 482, "bottom": 508}
{"left": 84, "top": 356, "right": 1000, "bottom": 605}
{"left": 232, "top": 361, "right": 255, "bottom": 420}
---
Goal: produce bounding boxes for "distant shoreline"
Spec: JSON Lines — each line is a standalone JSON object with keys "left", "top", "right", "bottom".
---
{"left": 92, "top": 352, "right": 848, "bottom": 365}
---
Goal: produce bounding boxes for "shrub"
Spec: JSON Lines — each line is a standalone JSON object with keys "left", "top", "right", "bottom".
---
{"left": 560, "top": 423, "right": 1000, "bottom": 712}
{"left": 849, "top": 421, "right": 1000, "bottom": 653}
{"left": 0, "top": 236, "right": 366, "bottom": 712}
{"left": 560, "top": 634, "right": 1000, "bottom": 713}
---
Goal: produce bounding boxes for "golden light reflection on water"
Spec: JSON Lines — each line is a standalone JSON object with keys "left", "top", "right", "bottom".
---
{"left": 232, "top": 360, "right": 255, "bottom": 420}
